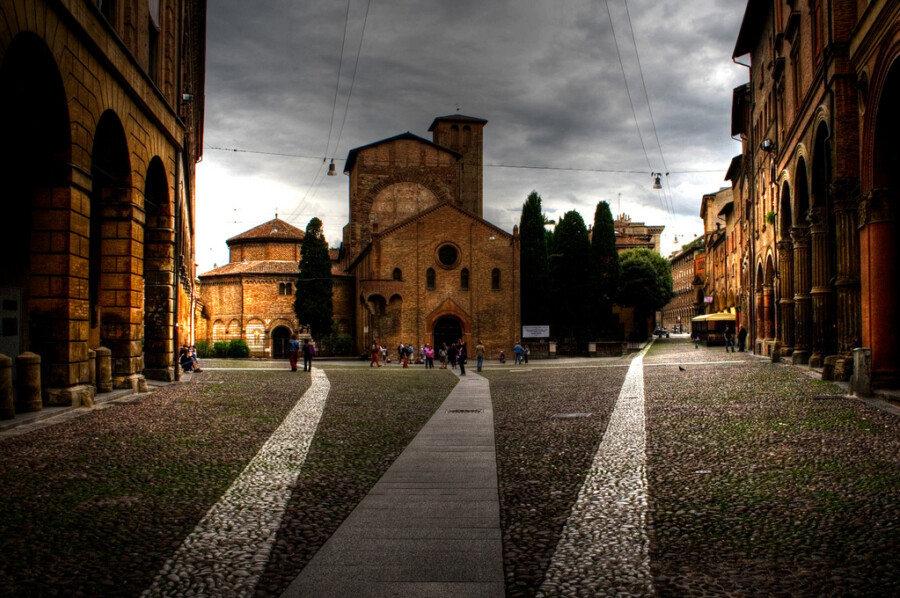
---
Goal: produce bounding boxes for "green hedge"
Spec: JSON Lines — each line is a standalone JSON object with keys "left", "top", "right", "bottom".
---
{"left": 228, "top": 339, "right": 250, "bottom": 358}
{"left": 195, "top": 340, "right": 214, "bottom": 358}
{"left": 321, "top": 333, "right": 353, "bottom": 357}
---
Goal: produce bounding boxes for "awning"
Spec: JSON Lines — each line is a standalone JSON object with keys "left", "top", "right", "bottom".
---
{"left": 692, "top": 312, "right": 736, "bottom": 322}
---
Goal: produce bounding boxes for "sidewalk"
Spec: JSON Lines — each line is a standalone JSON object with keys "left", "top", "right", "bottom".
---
{"left": 280, "top": 370, "right": 504, "bottom": 598}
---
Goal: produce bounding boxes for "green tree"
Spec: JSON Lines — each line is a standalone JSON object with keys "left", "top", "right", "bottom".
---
{"left": 294, "top": 217, "right": 334, "bottom": 340}
{"left": 589, "top": 201, "right": 619, "bottom": 339}
{"left": 519, "top": 191, "right": 552, "bottom": 327}
{"left": 552, "top": 210, "right": 591, "bottom": 343}
{"left": 617, "top": 248, "right": 674, "bottom": 338}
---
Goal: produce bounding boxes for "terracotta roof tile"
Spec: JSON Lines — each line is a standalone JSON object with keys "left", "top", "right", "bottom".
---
{"left": 199, "top": 261, "right": 299, "bottom": 277}
{"left": 226, "top": 218, "right": 304, "bottom": 244}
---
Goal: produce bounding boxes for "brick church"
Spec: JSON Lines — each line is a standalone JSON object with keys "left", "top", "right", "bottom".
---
{"left": 197, "top": 115, "right": 521, "bottom": 358}
{"left": 337, "top": 114, "right": 521, "bottom": 356}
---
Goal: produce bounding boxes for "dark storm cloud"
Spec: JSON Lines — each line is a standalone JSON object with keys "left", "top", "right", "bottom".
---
{"left": 197, "top": 0, "right": 748, "bottom": 270}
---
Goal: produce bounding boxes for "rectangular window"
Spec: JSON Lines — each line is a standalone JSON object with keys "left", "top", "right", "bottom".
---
{"left": 148, "top": 16, "right": 159, "bottom": 84}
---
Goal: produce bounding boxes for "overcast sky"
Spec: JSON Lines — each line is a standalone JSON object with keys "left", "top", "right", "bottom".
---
{"left": 195, "top": 0, "right": 748, "bottom": 273}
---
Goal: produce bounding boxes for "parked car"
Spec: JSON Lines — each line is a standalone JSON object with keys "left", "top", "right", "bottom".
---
{"left": 653, "top": 327, "right": 670, "bottom": 338}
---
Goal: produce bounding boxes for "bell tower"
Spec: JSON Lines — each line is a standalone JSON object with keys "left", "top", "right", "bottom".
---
{"left": 429, "top": 114, "right": 487, "bottom": 217}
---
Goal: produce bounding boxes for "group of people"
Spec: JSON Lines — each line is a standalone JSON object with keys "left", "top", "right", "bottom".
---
{"left": 365, "top": 339, "right": 511, "bottom": 374}
{"left": 692, "top": 326, "right": 748, "bottom": 352}
{"left": 178, "top": 344, "right": 202, "bottom": 373}
{"left": 287, "top": 334, "right": 315, "bottom": 372}
{"left": 723, "top": 325, "right": 748, "bottom": 353}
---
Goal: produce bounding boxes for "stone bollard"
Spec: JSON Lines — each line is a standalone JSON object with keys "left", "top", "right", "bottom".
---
{"left": 0, "top": 354, "right": 13, "bottom": 419}
{"left": 95, "top": 346, "right": 112, "bottom": 393}
{"left": 88, "top": 349, "right": 97, "bottom": 388}
{"left": 16, "top": 352, "right": 42, "bottom": 412}
{"left": 851, "top": 348, "right": 872, "bottom": 397}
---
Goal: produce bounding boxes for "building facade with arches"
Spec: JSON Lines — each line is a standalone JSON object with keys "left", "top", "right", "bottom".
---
{"left": 731, "top": 0, "right": 899, "bottom": 388}
{"left": 197, "top": 218, "right": 315, "bottom": 358}
{"left": 338, "top": 115, "right": 521, "bottom": 357}
{"left": 0, "top": 1, "right": 205, "bottom": 412}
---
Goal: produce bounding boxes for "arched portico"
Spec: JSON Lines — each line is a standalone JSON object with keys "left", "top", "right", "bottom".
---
{"left": 861, "top": 56, "right": 900, "bottom": 387}
{"left": 143, "top": 157, "right": 175, "bottom": 380}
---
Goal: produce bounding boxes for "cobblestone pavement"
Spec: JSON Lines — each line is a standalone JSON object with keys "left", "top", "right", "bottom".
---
{"left": 0, "top": 347, "right": 898, "bottom": 597}
{"left": 643, "top": 338, "right": 900, "bottom": 597}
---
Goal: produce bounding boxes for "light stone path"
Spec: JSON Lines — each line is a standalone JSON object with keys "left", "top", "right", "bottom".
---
{"left": 538, "top": 345, "right": 655, "bottom": 598}
{"left": 280, "top": 371, "right": 504, "bottom": 598}
{"left": 142, "top": 368, "right": 331, "bottom": 598}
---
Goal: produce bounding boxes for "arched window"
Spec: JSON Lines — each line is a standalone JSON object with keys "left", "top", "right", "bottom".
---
{"left": 278, "top": 282, "right": 293, "bottom": 295}
{"left": 491, "top": 268, "right": 501, "bottom": 290}
{"left": 460, "top": 268, "right": 469, "bottom": 290}
{"left": 450, "top": 125, "right": 459, "bottom": 148}
{"left": 392, "top": 267, "right": 402, "bottom": 281}
{"left": 426, "top": 268, "right": 436, "bottom": 290}
{"left": 463, "top": 125, "right": 472, "bottom": 147}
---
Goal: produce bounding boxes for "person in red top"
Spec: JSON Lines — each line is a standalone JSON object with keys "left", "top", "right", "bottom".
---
{"left": 370, "top": 340, "right": 382, "bottom": 367}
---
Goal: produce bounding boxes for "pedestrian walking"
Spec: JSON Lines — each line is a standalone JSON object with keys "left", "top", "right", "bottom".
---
{"left": 425, "top": 345, "right": 435, "bottom": 369}
{"left": 288, "top": 333, "right": 301, "bottom": 371}
{"left": 475, "top": 340, "right": 485, "bottom": 372}
{"left": 449, "top": 343, "right": 458, "bottom": 370}
{"left": 458, "top": 339, "right": 467, "bottom": 376}
{"left": 370, "top": 340, "right": 382, "bottom": 367}
{"left": 302, "top": 339, "right": 315, "bottom": 372}
{"left": 381, "top": 344, "right": 388, "bottom": 363}
{"left": 724, "top": 326, "right": 735, "bottom": 353}
{"left": 694, "top": 334, "right": 700, "bottom": 349}
{"left": 737, "top": 326, "right": 747, "bottom": 352}
{"left": 513, "top": 342, "right": 524, "bottom": 364}
{"left": 439, "top": 343, "right": 448, "bottom": 369}
{"left": 523, "top": 344, "right": 529, "bottom": 364}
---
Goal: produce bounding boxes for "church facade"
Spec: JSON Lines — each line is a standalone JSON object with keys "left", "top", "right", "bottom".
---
{"left": 338, "top": 115, "right": 521, "bottom": 356}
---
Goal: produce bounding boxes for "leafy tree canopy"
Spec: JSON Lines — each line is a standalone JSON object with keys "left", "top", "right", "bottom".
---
{"left": 617, "top": 248, "right": 674, "bottom": 313}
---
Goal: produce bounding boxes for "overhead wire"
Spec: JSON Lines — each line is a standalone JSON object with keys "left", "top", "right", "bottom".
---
{"left": 204, "top": 145, "right": 718, "bottom": 174}
{"left": 622, "top": 0, "right": 676, "bottom": 221}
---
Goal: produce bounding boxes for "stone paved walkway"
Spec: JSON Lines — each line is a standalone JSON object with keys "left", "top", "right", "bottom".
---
{"left": 539, "top": 346, "right": 654, "bottom": 597}
{"left": 280, "top": 370, "right": 505, "bottom": 598}
{"left": 143, "top": 369, "right": 330, "bottom": 597}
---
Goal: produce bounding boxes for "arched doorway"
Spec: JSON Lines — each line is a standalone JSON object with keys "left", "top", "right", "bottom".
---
{"left": 143, "top": 157, "right": 173, "bottom": 379}
{"left": 90, "top": 110, "right": 132, "bottom": 353}
{"left": 271, "top": 326, "right": 291, "bottom": 359}
{"left": 0, "top": 33, "right": 70, "bottom": 372}
{"left": 433, "top": 316, "right": 463, "bottom": 350}
{"left": 866, "top": 58, "right": 900, "bottom": 385}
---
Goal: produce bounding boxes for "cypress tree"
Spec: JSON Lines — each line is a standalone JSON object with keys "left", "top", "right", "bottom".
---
{"left": 294, "top": 217, "right": 334, "bottom": 340}
{"left": 519, "top": 191, "right": 552, "bottom": 328}
{"left": 589, "top": 201, "right": 619, "bottom": 339}
{"left": 553, "top": 210, "right": 591, "bottom": 344}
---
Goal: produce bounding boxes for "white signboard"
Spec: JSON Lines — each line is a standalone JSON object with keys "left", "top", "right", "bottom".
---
{"left": 522, "top": 325, "right": 550, "bottom": 338}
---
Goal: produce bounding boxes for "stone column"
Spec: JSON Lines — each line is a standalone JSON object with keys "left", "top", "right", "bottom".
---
{"left": 808, "top": 207, "right": 834, "bottom": 367}
{"left": 16, "top": 352, "right": 42, "bottom": 412}
{"left": 755, "top": 286, "right": 764, "bottom": 352}
{"left": 832, "top": 182, "right": 861, "bottom": 380}
{"left": 858, "top": 189, "right": 898, "bottom": 387}
{"left": 95, "top": 346, "right": 112, "bottom": 393}
{"left": 0, "top": 354, "right": 13, "bottom": 419}
{"left": 777, "top": 239, "right": 794, "bottom": 355}
{"left": 791, "top": 225, "right": 812, "bottom": 363}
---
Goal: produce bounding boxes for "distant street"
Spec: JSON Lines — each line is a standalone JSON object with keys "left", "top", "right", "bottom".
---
{"left": 1, "top": 339, "right": 898, "bottom": 597}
